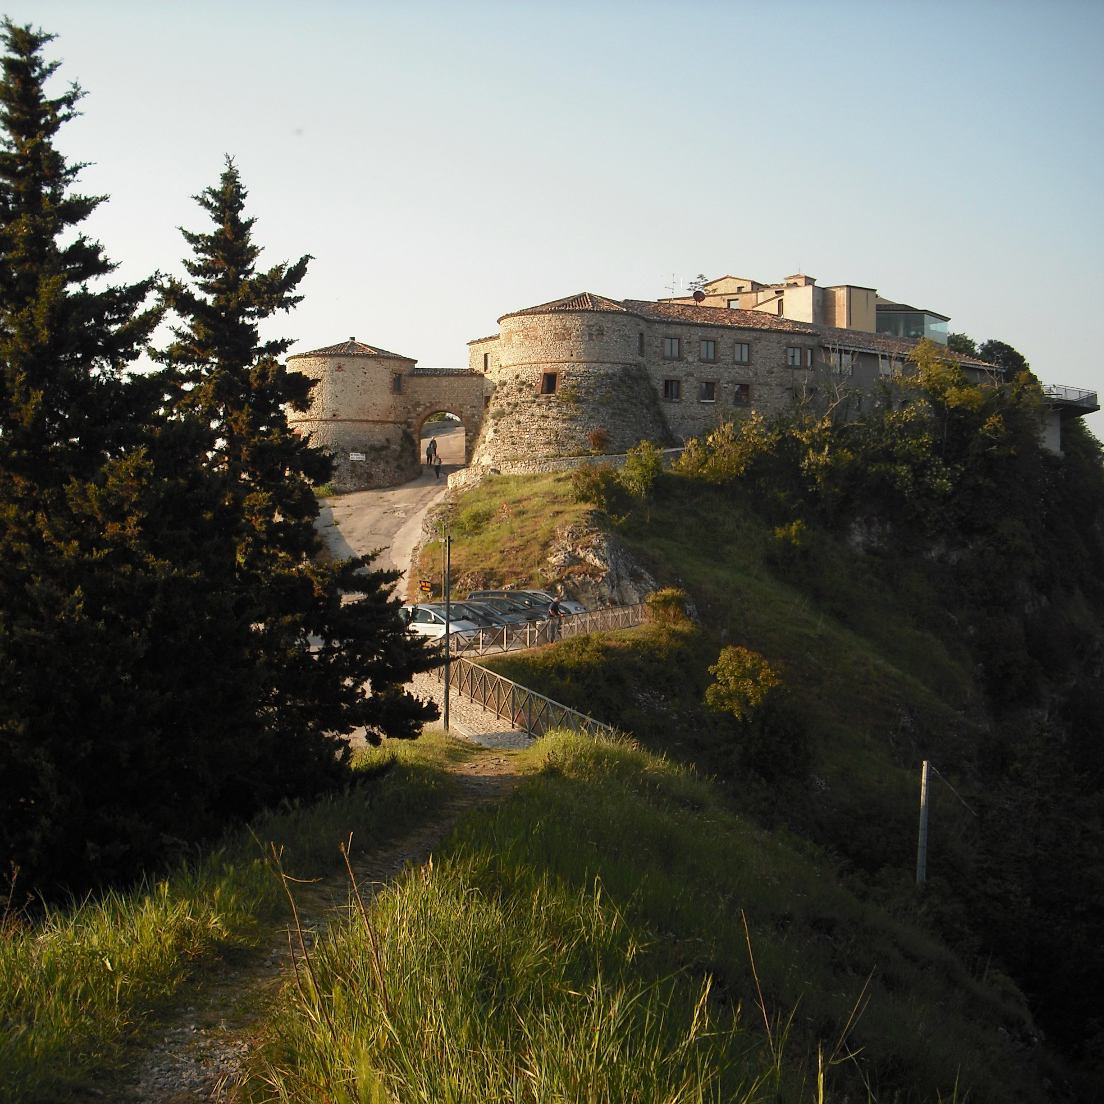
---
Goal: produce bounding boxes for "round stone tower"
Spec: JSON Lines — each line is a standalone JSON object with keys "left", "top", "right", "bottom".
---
{"left": 287, "top": 338, "right": 420, "bottom": 491}
{"left": 470, "top": 292, "right": 671, "bottom": 465}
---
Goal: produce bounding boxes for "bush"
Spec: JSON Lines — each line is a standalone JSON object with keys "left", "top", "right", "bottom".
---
{"left": 646, "top": 587, "right": 691, "bottom": 627}
{"left": 619, "top": 440, "right": 663, "bottom": 499}
{"left": 570, "top": 461, "right": 621, "bottom": 511}
{"left": 588, "top": 426, "right": 609, "bottom": 454}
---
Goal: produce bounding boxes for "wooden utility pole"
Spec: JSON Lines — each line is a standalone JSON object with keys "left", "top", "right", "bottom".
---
{"left": 916, "top": 759, "right": 930, "bottom": 886}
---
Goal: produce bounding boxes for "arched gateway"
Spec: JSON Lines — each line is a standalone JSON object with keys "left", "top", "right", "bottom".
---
{"left": 287, "top": 338, "right": 488, "bottom": 491}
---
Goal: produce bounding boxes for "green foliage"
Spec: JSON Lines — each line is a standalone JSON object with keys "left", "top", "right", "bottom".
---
{"left": 705, "top": 645, "right": 782, "bottom": 723}
{"left": 570, "top": 458, "right": 622, "bottom": 511}
{"left": 618, "top": 439, "right": 664, "bottom": 498}
{"left": 646, "top": 586, "right": 690, "bottom": 627}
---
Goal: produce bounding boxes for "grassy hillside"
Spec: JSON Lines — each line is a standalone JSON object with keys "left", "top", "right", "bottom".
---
{"left": 250, "top": 730, "right": 1046, "bottom": 1103}
{"left": 433, "top": 447, "right": 1100, "bottom": 1099}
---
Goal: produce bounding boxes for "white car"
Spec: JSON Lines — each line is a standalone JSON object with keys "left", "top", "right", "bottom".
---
{"left": 401, "top": 604, "right": 479, "bottom": 640}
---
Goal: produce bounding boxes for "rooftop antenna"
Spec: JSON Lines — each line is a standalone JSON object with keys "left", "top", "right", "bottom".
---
{"left": 664, "top": 273, "right": 679, "bottom": 297}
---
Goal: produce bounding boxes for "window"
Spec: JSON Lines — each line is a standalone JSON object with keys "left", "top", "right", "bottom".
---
{"left": 786, "top": 346, "right": 803, "bottom": 366}
{"left": 828, "top": 350, "right": 854, "bottom": 375}
{"left": 663, "top": 378, "right": 681, "bottom": 401}
{"left": 734, "top": 342, "right": 750, "bottom": 364}
{"left": 727, "top": 299, "right": 740, "bottom": 309}
{"left": 735, "top": 383, "right": 751, "bottom": 406}
{"left": 663, "top": 337, "right": 681, "bottom": 360}
{"left": 638, "top": 332, "right": 645, "bottom": 355}
{"left": 699, "top": 381, "right": 717, "bottom": 402}
{"left": 482, "top": 351, "right": 489, "bottom": 371}
{"left": 700, "top": 339, "right": 716, "bottom": 362}
{"left": 391, "top": 373, "right": 403, "bottom": 394}
{"left": 540, "top": 372, "right": 558, "bottom": 395}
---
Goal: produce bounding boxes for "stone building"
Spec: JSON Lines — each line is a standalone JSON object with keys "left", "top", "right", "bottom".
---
{"left": 287, "top": 338, "right": 487, "bottom": 491}
{"left": 467, "top": 290, "right": 1099, "bottom": 470}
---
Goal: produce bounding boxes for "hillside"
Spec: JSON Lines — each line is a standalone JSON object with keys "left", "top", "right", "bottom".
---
{"left": 430, "top": 366, "right": 1104, "bottom": 1100}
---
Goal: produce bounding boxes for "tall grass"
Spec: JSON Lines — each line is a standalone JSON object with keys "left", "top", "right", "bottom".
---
{"left": 248, "top": 730, "right": 1044, "bottom": 1103}
{"left": 0, "top": 734, "right": 455, "bottom": 1102}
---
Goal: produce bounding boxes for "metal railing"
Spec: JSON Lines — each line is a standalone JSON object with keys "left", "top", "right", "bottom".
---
{"left": 1043, "top": 383, "right": 1099, "bottom": 408}
{"left": 449, "top": 602, "right": 649, "bottom": 658}
{"left": 438, "top": 655, "right": 621, "bottom": 741}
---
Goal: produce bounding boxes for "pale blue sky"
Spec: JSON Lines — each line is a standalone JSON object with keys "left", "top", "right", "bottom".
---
{"left": 19, "top": 0, "right": 1104, "bottom": 434}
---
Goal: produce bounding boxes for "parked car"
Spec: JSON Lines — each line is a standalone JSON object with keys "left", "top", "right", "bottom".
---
{"left": 466, "top": 594, "right": 544, "bottom": 622}
{"left": 452, "top": 599, "right": 528, "bottom": 627}
{"left": 468, "top": 589, "right": 587, "bottom": 616}
{"left": 401, "top": 604, "right": 479, "bottom": 640}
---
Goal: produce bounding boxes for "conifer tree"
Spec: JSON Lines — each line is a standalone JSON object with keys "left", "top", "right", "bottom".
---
{"left": 0, "top": 21, "right": 174, "bottom": 893}
{"left": 156, "top": 160, "right": 437, "bottom": 801}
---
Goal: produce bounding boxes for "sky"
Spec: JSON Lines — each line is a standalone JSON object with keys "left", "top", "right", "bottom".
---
{"left": 18, "top": 0, "right": 1104, "bottom": 436}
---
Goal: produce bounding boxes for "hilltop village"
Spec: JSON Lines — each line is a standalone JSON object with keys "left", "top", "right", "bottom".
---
{"left": 287, "top": 270, "right": 1099, "bottom": 491}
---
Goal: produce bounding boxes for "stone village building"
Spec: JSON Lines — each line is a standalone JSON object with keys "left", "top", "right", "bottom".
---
{"left": 287, "top": 277, "right": 1099, "bottom": 491}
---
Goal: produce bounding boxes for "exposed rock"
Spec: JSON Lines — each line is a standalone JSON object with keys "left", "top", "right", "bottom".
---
{"left": 544, "top": 521, "right": 657, "bottom": 608}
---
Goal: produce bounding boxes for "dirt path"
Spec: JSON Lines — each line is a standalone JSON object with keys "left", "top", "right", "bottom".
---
{"left": 119, "top": 744, "right": 521, "bottom": 1103}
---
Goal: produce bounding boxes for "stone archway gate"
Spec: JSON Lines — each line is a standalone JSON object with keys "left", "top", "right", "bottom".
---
{"left": 287, "top": 339, "right": 487, "bottom": 492}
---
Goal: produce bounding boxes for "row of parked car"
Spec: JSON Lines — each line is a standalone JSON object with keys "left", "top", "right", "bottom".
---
{"left": 401, "top": 589, "right": 587, "bottom": 640}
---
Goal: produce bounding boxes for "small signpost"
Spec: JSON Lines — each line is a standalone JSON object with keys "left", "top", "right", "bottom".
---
{"left": 419, "top": 580, "right": 432, "bottom": 595}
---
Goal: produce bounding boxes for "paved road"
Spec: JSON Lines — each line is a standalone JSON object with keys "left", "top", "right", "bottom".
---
{"left": 314, "top": 422, "right": 464, "bottom": 595}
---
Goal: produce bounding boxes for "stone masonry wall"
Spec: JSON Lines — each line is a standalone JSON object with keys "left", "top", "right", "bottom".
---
{"left": 471, "top": 309, "right": 671, "bottom": 464}
{"left": 289, "top": 349, "right": 485, "bottom": 491}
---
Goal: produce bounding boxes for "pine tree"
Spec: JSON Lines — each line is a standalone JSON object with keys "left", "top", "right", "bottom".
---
{"left": 156, "top": 160, "right": 437, "bottom": 803}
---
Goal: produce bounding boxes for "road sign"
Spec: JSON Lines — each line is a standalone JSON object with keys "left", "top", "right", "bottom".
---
{"left": 420, "top": 580, "right": 433, "bottom": 594}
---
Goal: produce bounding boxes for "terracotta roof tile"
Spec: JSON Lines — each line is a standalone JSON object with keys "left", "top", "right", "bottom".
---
{"left": 623, "top": 299, "right": 816, "bottom": 334}
{"left": 289, "top": 339, "right": 416, "bottom": 362}
{"left": 501, "top": 292, "right": 631, "bottom": 320}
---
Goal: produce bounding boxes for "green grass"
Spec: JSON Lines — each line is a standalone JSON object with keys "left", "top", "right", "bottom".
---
{"left": 246, "top": 730, "right": 1042, "bottom": 1102}
{"left": 415, "top": 472, "right": 594, "bottom": 597}
{"left": 0, "top": 734, "right": 457, "bottom": 1102}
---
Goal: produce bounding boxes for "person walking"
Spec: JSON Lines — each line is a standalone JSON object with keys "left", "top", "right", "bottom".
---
{"left": 547, "top": 596, "right": 563, "bottom": 641}
{"left": 425, "top": 438, "right": 437, "bottom": 465}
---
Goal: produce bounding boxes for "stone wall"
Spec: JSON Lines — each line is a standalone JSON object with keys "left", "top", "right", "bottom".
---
{"left": 288, "top": 342, "right": 486, "bottom": 491}
{"left": 472, "top": 307, "right": 671, "bottom": 464}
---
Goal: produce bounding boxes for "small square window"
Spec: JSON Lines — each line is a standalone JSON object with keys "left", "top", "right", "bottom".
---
{"left": 540, "top": 372, "right": 558, "bottom": 395}
{"left": 735, "top": 383, "right": 751, "bottom": 406}
{"left": 699, "top": 381, "right": 717, "bottom": 402}
{"left": 700, "top": 339, "right": 716, "bottom": 363}
{"left": 391, "top": 373, "right": 403, "bottom": 394}
{"left": 663, "top": 337, "right": 681, "bottom": 360}
{"left": 734, "top": 342, "right": 750, "bottom": 364}
{"left": 663, "top": 378, "right": 681, "bottom": 401}
{"left": 786, "top": 346, "right": 803, "bottom": 367}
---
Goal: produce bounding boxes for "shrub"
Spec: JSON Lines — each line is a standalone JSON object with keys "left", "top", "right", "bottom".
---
{"left": 646, "top": 587, "right": 690, "bottom": 627}
{"left": 619, "top": 440, "right": 663, "bottom": 499}
{"left": 588, "top": 426, "right": 609, "bottom": 454}
{"left": 570, "top": 461, "right": 621, "bottom": 510}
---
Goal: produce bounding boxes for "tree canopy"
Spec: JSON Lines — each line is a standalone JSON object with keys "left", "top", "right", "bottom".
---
{"left": 0, "top": 27, "right": 437, "bottom": 898}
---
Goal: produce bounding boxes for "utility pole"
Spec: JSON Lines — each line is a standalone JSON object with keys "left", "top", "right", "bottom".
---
{"left": 443, "top": 532, "right": 451, "bottom": 732}
{"left": 916, "top": 759, "right": 930, "bottom": 886}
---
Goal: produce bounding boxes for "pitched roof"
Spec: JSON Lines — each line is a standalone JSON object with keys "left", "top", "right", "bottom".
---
{"left": 623, "top": 299, "right": 817, "bottom": 334}
{"left": 500, "top": 292, "right": 631, "bottom": 321}
{"left": 288, "top": 338, "right": 416, "bottom": 361}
